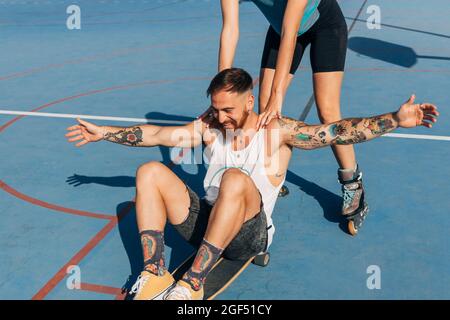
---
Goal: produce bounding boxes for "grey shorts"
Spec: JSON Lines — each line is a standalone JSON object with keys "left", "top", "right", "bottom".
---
{"left": 173, "top": 185, "right": 268, "bottom": 261}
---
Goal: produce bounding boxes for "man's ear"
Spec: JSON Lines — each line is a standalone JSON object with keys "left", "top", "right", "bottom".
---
{"left": 246, "top": 93, "right": 255, "bottom": 112}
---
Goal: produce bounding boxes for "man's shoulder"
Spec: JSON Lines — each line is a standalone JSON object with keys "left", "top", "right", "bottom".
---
{"left": 263, "top": 119, "right": 287, "bottom": 149}
{"left": 264, "top": 117, "right": 308, "bottom": 149}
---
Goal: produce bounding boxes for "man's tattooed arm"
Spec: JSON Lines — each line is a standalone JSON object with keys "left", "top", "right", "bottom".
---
{"left": 279, "top": 113, "right": 399, "bottom": 150}
{"left": 101, "top": 120, "right": 204, "bottom": 148}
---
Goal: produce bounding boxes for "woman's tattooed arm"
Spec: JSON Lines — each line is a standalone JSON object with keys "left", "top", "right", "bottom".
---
{"left": 279, "top": 113, "right": 399, "bottom": 150}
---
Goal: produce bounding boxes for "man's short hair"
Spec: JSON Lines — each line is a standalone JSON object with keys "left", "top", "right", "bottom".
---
{"left": 207, "top": 68, "right": 253, "bottom": 97}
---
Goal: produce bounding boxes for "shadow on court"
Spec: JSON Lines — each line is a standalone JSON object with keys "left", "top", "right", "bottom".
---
{"left": 344, "top": 17, "right": 450, "bottom": 39}
{"left": 286, "top": 170, "right": 348, "bottom": 234}
{"left": 348, "top": 36, "right": 450, "bottom": 68}
{"left": 145, "top": 111, "right": 195, "bottom": 125}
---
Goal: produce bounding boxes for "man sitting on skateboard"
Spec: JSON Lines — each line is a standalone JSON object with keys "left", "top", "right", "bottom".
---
{"left": 65, "top": 68, "right": 438, "bottom": 300}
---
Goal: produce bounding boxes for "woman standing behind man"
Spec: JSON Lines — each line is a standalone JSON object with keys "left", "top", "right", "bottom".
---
{"left": 218, "top": 0, "right": 369, "bottom": 235}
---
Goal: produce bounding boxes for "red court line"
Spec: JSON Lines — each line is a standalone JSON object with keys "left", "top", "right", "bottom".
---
{"left": 0, "top": 180, "right": 113, "bottom": 220}
{"left": 77, "top": 283, "right": 127, "bottom": 300}
{"left": 79, "top": 282, "right": 123, "bottom": 296}
{"left": 32, "top": 201, "right": 135, "bottom": 300}
{"left": 115, "top": 291, "right": 128, "bottom": 300}
{"left": 0, "top": 43, "right": 204, "bottom": 82}
{"left": 0, "top": 30, "right": 263, "bottom": 82}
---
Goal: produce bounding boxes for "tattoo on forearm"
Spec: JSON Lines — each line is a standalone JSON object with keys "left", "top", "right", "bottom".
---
{"left": 282, "top": 114, "right": 397, "bottom": 149}
{"left": 366, "top": 117, "right": 395, "bottom": 135}
{"left": 104, "top": 126, "right": 144, "bottom": 146}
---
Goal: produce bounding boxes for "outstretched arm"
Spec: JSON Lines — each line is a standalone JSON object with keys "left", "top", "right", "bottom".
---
{"left": 66, "top": 118, "right": 204, "bottom": 148}
{"left": 279, "top": 95, "right": 439, "bottom": 150}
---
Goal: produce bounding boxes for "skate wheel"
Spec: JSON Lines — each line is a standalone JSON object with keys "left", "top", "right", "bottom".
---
{"left": 348, "top": 220, "right": 358, "bottom": 236}
{"left": 252, "top": 253, "right": 270, "bottom": 267}
{"left": 278, "top": 185, "right": 289, "bottom": 197}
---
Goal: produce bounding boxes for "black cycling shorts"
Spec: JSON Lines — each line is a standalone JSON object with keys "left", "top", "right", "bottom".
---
{"left": 260, "top": 0, "right": 348, "bottom": 74}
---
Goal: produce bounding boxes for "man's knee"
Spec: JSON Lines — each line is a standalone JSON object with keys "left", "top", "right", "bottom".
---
{"left": 220, "top": 168, "right": 249, "bottom": 195}
{"left": 136, "top": 161, "right": 166, "bottom": 186}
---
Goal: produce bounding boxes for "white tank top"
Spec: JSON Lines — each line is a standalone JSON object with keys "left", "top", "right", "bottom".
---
{"left": 203, "top": 130, "right": 284, "bottom": 249}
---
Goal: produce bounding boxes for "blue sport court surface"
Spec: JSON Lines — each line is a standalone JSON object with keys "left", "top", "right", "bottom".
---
{"left": 0, "top": 0, "right": 449, "bottom": 300}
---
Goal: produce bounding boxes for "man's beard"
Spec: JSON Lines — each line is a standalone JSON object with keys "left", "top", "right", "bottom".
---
{"left": 223, "top": 111, "right": 250, "bottom": 130}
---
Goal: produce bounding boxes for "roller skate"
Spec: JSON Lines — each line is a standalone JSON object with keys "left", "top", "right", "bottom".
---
{"left": 338, "top": 165, "right": 369, "bottom": 236}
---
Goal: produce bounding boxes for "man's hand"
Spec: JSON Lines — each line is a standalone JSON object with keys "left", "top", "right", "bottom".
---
{"left": 396, "top": 94, "right": 439, "bottom": 128}
{"left": 66, "top": 118, "right": 104, "bottom": 147}
{"left": 197, "top": 106, "right": 220, "bottom": 129}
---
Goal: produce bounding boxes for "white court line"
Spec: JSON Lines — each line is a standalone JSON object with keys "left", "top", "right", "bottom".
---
{"left": 0, "top": 110, "right": 189, "bottom": 125}
{"left": 1, "top": 110, "right": 449, "bottom": 141}
{"left": 384, "top": 133, "right": 450, "bottom": 141}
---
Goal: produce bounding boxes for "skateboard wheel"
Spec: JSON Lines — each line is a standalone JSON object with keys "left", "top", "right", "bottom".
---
{"left": 252, "top": 253, "right": 270, "bottom": 267}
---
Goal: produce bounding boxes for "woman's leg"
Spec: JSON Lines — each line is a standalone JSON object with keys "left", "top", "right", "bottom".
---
{"left": 309, "top": 11, "right": 369, "bottom": 234}
{"left": 313, "top": 71, "right": 356, "bottom": 170}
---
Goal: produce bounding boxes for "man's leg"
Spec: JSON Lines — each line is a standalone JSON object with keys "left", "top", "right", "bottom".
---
{"left": 165, "top": 168, "right": 261, "bottom": 299}
{"left": 131, "top": 161, "right": 191, "bottom": 299}
{"left": 135, "top": 161, "right": 191, "bottom": 271}
{"left": 204, "top": 168, "right": 261, "bottom": 247}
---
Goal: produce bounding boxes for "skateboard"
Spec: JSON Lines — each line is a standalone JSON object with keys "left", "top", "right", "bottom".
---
{"left": 171, "top": 252, "right": 270, "bottom": 300}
